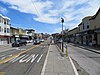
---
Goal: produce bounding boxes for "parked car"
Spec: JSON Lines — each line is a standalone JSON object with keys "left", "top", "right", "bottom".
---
{"left": 40, "top": 39, "right": 44, "bottom": 42}
{"left": 33, "top": 39, "right": 40, "bottom": 45}
{"left": 12, "top": 40, "right": 27, "bottom": 47}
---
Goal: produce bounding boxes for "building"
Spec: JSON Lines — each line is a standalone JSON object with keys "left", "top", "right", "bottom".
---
{"left": 78, "top": 16, "right": 92, "bottom": 45}
{"left": 66, "top": 8, "right": 100, "bottom": 46}
{"left": 89, "top": 8, "right": 100, "bottom": 45}
{"left": 67, "top": 27, "right": 78, "bottom": 43}
{"left": 10, "top": 26, "right": 19, "bottom": 43}
{"left": 0, "top": 14, "right": 10, "bottom": 45}
{"left": 25, "top": 29, "right": 35, "bottom": 40}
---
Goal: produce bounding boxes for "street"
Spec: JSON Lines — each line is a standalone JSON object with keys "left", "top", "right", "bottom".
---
{"left": 0, "top": 41, "right": 49, "bottom": 75}
{"left": 68, "top": 44, "right": 100, "bottom": 75}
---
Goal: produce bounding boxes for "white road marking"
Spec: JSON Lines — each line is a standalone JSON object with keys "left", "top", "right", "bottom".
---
{"left": 11, "top": 54, "right": 26, "bottom": 63}
{"left": 20, "top": 48, "right": 26, "bottom": 50}
{"left": 37, "top": 54, "right": 43, "bottom": 63}
{"left": 41, "top": 46, "right": 50, "bottom": 75}
{"left": 9, "top": 56, "right": 19, "bottom": 62}
{"left": 15, "top": 48, "right": 26, "bottom": 51}
{"left": 1, "top": 57, "right": 6, "bottom": 60}
{"left": 19, "top": 54, "right": 30, "bottom": 63}
{"left": 26, "top": 54, "right": 35, "bottom": 63}
{"left": 69, "top": 57, "right": 79, "bottom": 75}
{"left": 9, "top": 55, "right": 12, "bottom": 57}
{"left": 31, "top": 54, "right": 39, "bottom": 63}
{"left": 7, "top": 54, "right": 42, "bottom": 63}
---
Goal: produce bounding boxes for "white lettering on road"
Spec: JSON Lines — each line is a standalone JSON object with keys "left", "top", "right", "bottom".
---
{"left": 37, "top": 54, "right": 43, "bottom": 63}
{"left": 19, "top": 54, "right": 30, "bottom": 63}
{"left": 10, "top": 55, "right": 26, "bottom": 63}
{"left": 26, "top": 54, "right": 35, "bottom": 63}
{"left": 31, "top": 54, "right": 39, "bottom": 63}
{"left": 7, "top": 54, "right": 43, "bottom": 63}
{"left": 1, "top": 57, "right": 6, "bottom": 60}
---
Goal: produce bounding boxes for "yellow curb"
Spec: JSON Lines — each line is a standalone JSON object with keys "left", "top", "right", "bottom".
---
{"left": 0, "top": 44, "right": 41, "bottom": 64}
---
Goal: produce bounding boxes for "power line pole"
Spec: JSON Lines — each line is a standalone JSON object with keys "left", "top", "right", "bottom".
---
{"left": 61, "top": 17, "right": 64, "bottom": 52}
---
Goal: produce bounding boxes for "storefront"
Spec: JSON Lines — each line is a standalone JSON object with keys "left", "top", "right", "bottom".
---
{"left": 0, "top": 35, "right": 10, "bottom": 45}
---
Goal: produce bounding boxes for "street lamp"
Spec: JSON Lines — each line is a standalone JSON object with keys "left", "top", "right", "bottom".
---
{"left": 61, "top": 17, "right": 64, "bottom": 52}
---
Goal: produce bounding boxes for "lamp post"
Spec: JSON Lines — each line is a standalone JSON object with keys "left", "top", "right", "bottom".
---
{"left": 61, "top": 17, "right": 64, "bottom": 52}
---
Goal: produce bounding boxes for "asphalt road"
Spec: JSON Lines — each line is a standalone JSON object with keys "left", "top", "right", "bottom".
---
{"left": 68, "top": 44, "right": 100, "bottom": 75}
{"left": 0, "top": 40, "right": 49, "bottom": 75}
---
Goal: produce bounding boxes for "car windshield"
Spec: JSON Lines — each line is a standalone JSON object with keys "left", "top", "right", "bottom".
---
{"left": 0, "top": 0, "right": 100, "bottom": 75}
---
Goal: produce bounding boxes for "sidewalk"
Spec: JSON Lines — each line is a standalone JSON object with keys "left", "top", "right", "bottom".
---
{"left": 41, "top": 45, "right": 75, "bottom": 75}
{"left": 0, "top": 44, "right": 12, "bottom": 50}
{"left": 68, "top": 43, "right": 100, "bottom": 54}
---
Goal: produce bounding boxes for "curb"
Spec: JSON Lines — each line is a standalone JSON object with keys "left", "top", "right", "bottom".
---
{"left": 69, "top": 43, "right": 100, "bottom": 54}
{"left": 56, "top": 45, "right": 79, "bottom": 75}
{"left": 56, "top": 45, "right": 66, "bottom": 57}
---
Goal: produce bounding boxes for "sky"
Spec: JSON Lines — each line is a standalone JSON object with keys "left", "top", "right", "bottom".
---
{"left": 0, "top": 0, "right": 100, "bottom": 34}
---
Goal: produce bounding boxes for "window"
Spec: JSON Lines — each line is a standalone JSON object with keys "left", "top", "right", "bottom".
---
{"left": 7, "top": 28, "right": 10, "bottom": 33}
{"left": 4, "top": 28, "right": 6, "bottom": 33}
{"left": 83, "top": 24, "right": 84, "bottom": 30}
{"left": 4, "top": 19, "right": 6, "bottom": 24}
{"left": 0, "top": 26, "right": 1, "bottom": 32}
{"left": 87, "top": 25, "right": 89, "bottom": 29}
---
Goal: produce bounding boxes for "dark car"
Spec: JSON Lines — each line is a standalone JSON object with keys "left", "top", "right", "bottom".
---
{"left": 12, "top": 40, "right": 27, "bottom": 47}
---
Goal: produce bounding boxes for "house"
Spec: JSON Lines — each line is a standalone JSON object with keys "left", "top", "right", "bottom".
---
{"left": 0, "top": 14, "right": 10, "bottom": 45}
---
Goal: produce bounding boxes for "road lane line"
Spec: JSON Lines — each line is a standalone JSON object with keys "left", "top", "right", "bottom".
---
{"left": 69, "top": 56, "right": 79, "bottom": 75}
{"left": 41, "top": 46, "right": 50, "bottom": 75}
{"left": 19, "top": 54, "right": 30, "bottom": 63}
{"left": 37, "top": 54, "right": 43, "bottom": 63}
{"left": 31, "top": 54, "right": 39, "bottom": 63}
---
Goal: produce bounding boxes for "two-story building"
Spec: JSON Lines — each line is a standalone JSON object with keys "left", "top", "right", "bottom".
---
{"left": 78, "top": 16, "right": 93, "bottom": 45}
{"left": 89, "top": 8, "right": 100, "bottom": 45}
{"left": 0, "top": 14, "right": 10, "bottom": 45}
{"left": 66, "top": 8, "right": 100, "bottom": 46}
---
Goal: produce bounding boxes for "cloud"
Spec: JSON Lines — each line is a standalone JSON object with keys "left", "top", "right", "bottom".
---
{"left": 0, "top": 0, "right": 100, "bottom": 29}
{"left": 0, "top": 6, "right": 8, "bottom": 15}
{"left": 53, "top": 28, "right": 62, "bottom": 33}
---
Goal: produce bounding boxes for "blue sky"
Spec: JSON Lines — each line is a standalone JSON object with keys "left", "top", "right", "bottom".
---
{"left": 0, "top": 0, "right": 100, "bottom": 34}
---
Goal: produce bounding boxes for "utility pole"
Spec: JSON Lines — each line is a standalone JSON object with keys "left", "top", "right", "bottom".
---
{"left": 61, "top": 17, "right": 64, "bottom": 52}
